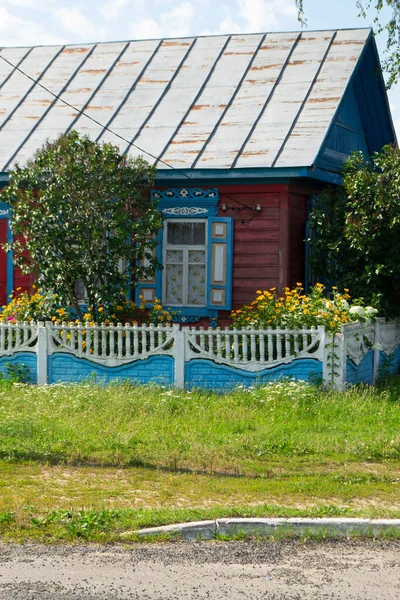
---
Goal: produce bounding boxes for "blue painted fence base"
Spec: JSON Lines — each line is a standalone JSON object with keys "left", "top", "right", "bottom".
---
{"left": 185, "top": 359, "right": 322, "bottom": 391}
{"left": 48, "top": 354, "right": 174, "bottom": 386}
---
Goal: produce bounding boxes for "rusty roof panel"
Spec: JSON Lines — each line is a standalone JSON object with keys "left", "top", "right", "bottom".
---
{"left": 0, "top": 29, "right": 373, "bottom": 171}
{"left": 194, "top": 32, "right": 298, "bottom": 168}
{"left": 235, "top": 31, "right": 335, "bottom": 168}
{"left": 276, "top": 29, "right": 371, "bottom": 167}
{"left": 162, "top": 35, "right": 263, "bottom": 167}
{"left": 100, "top": 38, "right": 194, "bottom": 149}
{"left": 125, "top": 35, "right": 229, "bottom": 162}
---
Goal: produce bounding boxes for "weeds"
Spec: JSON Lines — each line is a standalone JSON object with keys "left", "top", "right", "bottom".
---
{"left": 0, "top": 379, "right": 400, "bottom": 542}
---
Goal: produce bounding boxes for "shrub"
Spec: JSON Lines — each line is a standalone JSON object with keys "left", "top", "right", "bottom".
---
{"left": 230, "top": 283, "right": 378, "bottom": 333}
{"left": 1, "top": 291, "right": 172, "bottom": 326}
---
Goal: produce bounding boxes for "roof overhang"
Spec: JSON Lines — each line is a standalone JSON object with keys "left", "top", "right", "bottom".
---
{"left": 0, "top": 167, "right": 342, "bottom": 187}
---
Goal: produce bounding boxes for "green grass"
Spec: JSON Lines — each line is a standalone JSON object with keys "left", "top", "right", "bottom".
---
{"left": 0, "top": 377, "right": 400, "bottom": 542}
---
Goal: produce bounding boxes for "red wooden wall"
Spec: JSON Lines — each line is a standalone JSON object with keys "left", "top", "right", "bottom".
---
{"left": 0, "top": 220, "right": 7, "bottom": 306}
{"left": 219, "top": 183, "right": 314, "bottom": 309}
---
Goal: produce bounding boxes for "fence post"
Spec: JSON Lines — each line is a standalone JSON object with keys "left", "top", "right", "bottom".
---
{"left": 323, "top": 329, "right": 346, "bottom": 391}
{"left": 373, "top": 320, "right": 381, "bottom": 385}
{"left": 37, "top": 321, "right": 48, "bottom": 385}
{"left": 173, "top": 324, "right": 185, "bottom": 389}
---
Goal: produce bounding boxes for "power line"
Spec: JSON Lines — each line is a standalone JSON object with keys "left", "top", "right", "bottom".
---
{"left": 0, "top": 52, "right": 193, "bottom": 180}
{"left": 0, "top": 50, "right": 258, "bottom": 216}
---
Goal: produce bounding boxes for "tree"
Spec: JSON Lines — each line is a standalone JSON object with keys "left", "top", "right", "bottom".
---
{"left": 295, "top": 0, "right": 400, "bottom": 87}
{"left": 307, "top": 146, "right": 400, "bottom": 313}
{"left": 2, "top": 131, "right": 162, "bottom": 320}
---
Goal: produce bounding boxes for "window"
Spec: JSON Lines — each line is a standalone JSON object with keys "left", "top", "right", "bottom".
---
{"left": 163, "top": 220, "right": 207, "bottom": 307}
{"left": 137, "top": 188, "right": 234, "bottom": 317}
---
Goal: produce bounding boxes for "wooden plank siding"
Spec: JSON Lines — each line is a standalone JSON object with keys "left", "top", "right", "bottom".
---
{"left": 288, "top": 191, "right": 308, "bottom": 288}
{"left": 219, "top": 184, "right": 284, "bottom": 307}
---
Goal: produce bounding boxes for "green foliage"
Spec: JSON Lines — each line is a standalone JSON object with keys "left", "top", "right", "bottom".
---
{"left": 1, "top": 362, "right": 30, "bottom": 383}
{"left": 1, "top": 288, "right": 58, "bottom": 321}
{"left": 231, "top": 283, "right": 377, "bottom": 333}
{"left": 307, "top": 147, "right": 400, "bottom": 314}
{"left": 1, "top": 131, "right": 162, "bottom": 320}
{"left": 1, "top": 380, "right": 400, "bottom": 468}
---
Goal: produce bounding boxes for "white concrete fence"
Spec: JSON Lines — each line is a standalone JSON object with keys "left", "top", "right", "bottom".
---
{"left": 0, "top": 319, "right": 399, "bottom": 389}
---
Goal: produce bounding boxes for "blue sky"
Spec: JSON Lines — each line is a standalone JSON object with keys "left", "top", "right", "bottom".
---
{"left": 0, "top": 0, "right": 398, "bottom": 135}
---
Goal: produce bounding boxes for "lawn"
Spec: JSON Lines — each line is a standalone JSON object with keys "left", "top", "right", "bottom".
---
{"left": 0, "top": 378, "right": 400, "bottom": 542}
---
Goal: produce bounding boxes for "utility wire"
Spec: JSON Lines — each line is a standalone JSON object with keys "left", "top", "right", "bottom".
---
{"left": 0, "top": 52, "right": 193, "bottom": 180}
{"left": 0, "top": 51, "right": 259, "bottom": 215}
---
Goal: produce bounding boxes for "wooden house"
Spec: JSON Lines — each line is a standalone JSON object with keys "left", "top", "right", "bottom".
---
{"left": 0, "top": 28, "right": 396, "bottom": 325}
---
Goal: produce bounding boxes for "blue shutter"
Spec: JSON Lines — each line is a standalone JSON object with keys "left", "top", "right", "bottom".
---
{"left": 206, "top": 217, "right": 233, "bottom": 311}
{"left": 135, "top": 229, "right": 163, "bottom": 306}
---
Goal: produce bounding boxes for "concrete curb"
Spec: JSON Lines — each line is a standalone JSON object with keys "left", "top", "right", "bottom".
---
{"left": 130, "top": 518, "right": 400, "bottom": 540}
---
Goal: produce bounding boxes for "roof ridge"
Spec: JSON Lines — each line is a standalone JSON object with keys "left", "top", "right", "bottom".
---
{"left": 0, "top": 27, "right": 372, "bottom": 50}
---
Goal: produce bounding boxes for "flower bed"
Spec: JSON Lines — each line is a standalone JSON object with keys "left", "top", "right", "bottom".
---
{"left": 231, "top": 284, "right": 378, "bottom": 333}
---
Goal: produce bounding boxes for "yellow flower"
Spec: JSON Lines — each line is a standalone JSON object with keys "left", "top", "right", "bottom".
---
{"left": 98, "top": 307, "right": 104, "bottom": 313}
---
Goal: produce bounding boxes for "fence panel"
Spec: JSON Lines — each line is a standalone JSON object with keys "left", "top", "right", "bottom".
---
{"left": 0, "top": 321, "right": 38, "bottom": 356}
{"left": 185, "top": 326, "right": 323, "bottom": 372}
{"left": 47, "top": 322, "right": 176, "bottom": 367}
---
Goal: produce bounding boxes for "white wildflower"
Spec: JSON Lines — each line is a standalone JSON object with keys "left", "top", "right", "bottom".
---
{"left": 349, "top": 305, "right": 366, "bottom": 318}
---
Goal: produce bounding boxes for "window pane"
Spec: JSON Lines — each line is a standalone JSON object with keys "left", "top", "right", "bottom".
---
{"left": 188, "top": 264, "right": 206, "bottom": 305}
{"left": 167, "top": 222, "right": 205, "bottom": 246}
{"left": 165, "top": 264, "right": 183, "bottom": 304}
{"left": 189, "top": 250, "right": 206, "bottom": 264}
{"left": 166, "top": 249, "right": 183, "bottom": 264}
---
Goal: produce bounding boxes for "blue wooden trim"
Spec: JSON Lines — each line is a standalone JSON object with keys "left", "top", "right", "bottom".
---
{"left": 96, "top": 39, "right": 163, "bottom": 143}
{"left": 3, "top": 45, "right": 98, "bottom": 172}
{"left": 314, "top": 31, "right": 395, "bottom": 169}
{"left": 231, "top": 32, "right": 302, "bottom": 169}
{"left": 155, "top": 228, "right": 163, "bottom": 301}
{"left": 66, "top": 41, "right": 130, "bottom": 135}
{"left": 206, "top": 216, "right": 233, "bottom": 311}
{"left": 6, "top": 218, "right": 13, "bottom": 300}
{"left": 272, "top": 31, "right": 337, "bottom": 168}
{"left": 191, "top": 34, "right": 265, "bottom": 168}
{"left": 153, "top": 187, "right": 219, "bottom": 217}
{"left": 369, "top": 36, "right": 397, "bottom": 146}
{"left": 123, "top": 38, "right": 198, "bottom": 156}
{"left": 157, "top": 36, "right": 232, "bottom": 166}
{"left": 155, "top": 166, "right": 340, "bottom": 184}
{"left": 313, "top": 30, "right": 373, "bottom": 169}
{"left": 0, "top": 202, "right": 10, "bottom": 218}
{"left": 0, "top": 173, "right": 8, "bottom": 183}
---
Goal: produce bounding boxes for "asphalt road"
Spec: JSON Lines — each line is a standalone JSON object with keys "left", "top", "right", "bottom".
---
{"left": 0, "top": 539, "right": 399, "bottom": 599}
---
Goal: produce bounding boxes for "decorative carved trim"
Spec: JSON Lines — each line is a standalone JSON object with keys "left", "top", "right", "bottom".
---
{"left": 171, "top": 315, "right": 201, "bottom": 324}
{"left": 152, "top": 188, "right": 219, "bottom": 217}
{"left": 162, "top": 207, "right": 208, "bottom": 216}
{"left": 153, "top": 188, "right": 218, "bottom": 201}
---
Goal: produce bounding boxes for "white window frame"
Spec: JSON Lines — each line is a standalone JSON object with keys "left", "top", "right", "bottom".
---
{"left": 162, "top": 219, "right": 208, "bottom": 307}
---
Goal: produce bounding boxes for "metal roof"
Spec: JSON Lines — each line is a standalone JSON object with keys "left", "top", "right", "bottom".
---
{"left": 0, "top": 28, "right": 371, "bottom": 173}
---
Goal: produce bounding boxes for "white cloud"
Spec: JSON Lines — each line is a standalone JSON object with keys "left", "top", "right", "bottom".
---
{"left": 131, "top": 1, "right": 194, "bottom": 39}
{"left": 54, "top": 6, "right": 102, "bottom": 40}
{"left": 131, "top": 17, "right": 162, "bottom": 39}
{"left": 201, "top": 0, "right": 298, "bottom": 35}
{"left": 0, "top": 6, "right": 66, "bottom": 46}
{"left": 100, "top": 0, "right": 132, "bottom": 21}
{"left": 0, "top": 0, "right": 52, "bottom": 6}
